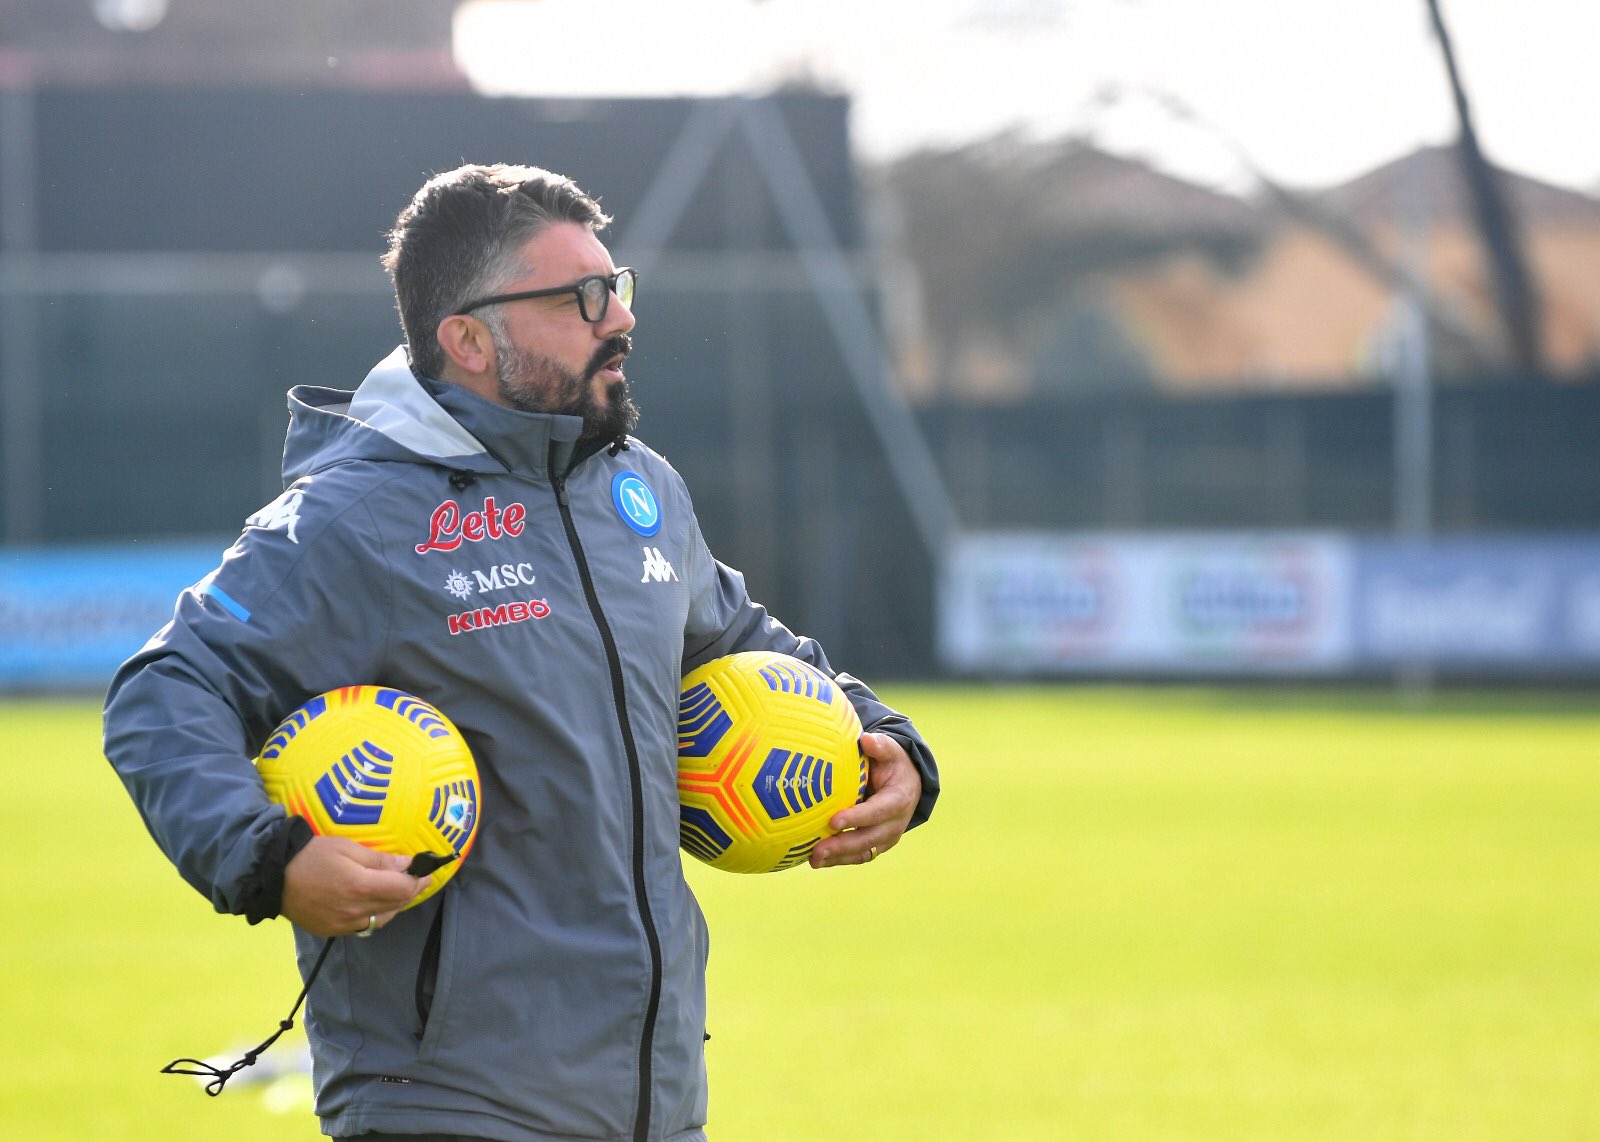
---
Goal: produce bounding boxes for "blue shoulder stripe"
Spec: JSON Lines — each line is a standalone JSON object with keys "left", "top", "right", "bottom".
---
{"left": 199, "top": 579, "right": 252, "bottom": 623}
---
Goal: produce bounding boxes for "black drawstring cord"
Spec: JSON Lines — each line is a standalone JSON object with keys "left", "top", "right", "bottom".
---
{"left": 161, "top": 855, "right": 453, "bottom": 1096}
{"left": 607, "top": 436, "right": 630, "bottom": 457}
{"left": 161, "top": 936, "right": 334, "bottom": 1096}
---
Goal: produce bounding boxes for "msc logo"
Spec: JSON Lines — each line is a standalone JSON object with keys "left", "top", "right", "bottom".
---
{"left": 448, "top": 597, "right": 552, "bottom": 636}
{"left": 641, "top": 546, "right": 678, "bottom": 583}
{"left": 612, "top": 471, "right": 661, "bottom": 537}
{"left": 444, "top": 563, "right": 538, "bottom": 600}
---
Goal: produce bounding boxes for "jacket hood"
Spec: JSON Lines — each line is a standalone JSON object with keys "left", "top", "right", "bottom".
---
{"left": 282, "top": 346, "right": 586, "bottom": 485}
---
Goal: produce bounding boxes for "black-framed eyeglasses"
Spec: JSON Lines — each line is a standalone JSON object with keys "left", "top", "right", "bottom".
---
{"left": 454, "top": 267, "right": 637, "bottom": 324}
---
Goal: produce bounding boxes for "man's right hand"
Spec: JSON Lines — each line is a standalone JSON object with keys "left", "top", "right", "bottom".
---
{"left": 280, "top": 835, "right": 431, "bottom": 937}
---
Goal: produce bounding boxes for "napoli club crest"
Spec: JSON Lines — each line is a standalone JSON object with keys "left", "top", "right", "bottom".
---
{"left": 612, "top": 471, "right": 661, "bottom": 537}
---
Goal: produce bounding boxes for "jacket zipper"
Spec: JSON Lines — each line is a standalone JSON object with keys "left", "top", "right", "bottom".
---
{"left": 554, "top": 473, "right": 664, "bottom": 1142}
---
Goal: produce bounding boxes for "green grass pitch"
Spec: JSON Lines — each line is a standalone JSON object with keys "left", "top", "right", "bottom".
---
{"left": 6, "top": 686, "right": 1600, "bottom": 1139}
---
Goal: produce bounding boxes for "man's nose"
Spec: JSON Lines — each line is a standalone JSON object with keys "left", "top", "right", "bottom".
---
{"left": 600, "top": 290, "right": 635, "bottom": 337}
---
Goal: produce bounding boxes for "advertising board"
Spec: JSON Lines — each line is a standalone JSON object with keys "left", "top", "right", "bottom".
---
{"left": 0, "top": 542, "right": 220, "bottom": 689}
{"left": 939, "top": 531, "right": 1354, "bottom": 674}
{"left": 1354, "top": 537, "right": 1600, "bottom": 668}
{"left": 941, "top": 531, "right": 1600, "bottom": 675}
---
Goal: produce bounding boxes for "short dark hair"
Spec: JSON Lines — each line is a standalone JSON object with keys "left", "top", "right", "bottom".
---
{"left": 383, "top": 163, "right": 612, "bottom": 379}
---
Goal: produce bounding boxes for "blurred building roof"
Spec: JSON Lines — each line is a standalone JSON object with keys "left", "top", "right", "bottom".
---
{"left": 1320, "top": 144, "right": 1600, "bottom": 229}
{"left": 1100, "top": 148, "right": 1600, "bottom": 390}
{"left": 1022, "top": 140, "right": 1262, "bottom": 239}
{"left": 880, "top": 136, "right": 1600, "bottom": 398}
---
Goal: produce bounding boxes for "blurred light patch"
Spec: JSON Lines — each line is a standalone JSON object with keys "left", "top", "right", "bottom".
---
{"left": 453, "top": 0, "right": 771, "bottom": 97}
{"left": 92, "top": 0, "right": 168, "bottom": 33}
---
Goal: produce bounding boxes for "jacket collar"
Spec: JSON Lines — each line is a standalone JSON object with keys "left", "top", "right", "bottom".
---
{"left": 418, "top": 374, "right": 583, "bottom": 484}
{"left": 286, "top": 347, "right": 591, "bottom": 485}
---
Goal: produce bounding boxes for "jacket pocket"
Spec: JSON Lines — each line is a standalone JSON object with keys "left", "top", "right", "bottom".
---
{"left": 414, "top": 895, "right": 448, "bottom": 1042}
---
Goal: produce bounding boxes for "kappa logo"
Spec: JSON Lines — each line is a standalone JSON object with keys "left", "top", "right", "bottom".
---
{"left": 444, "top": 562, "right": 538, "bottom": 600}
{"left": 641, "top": 546, "right": 678, "bottom": 583}
{"left": 448, "top": 597, "right": 552, "bottom": 637}
{"left": 417, "top": 496, "right": 527, "bottom": 555}
{"left": 247, "top": 489, "right": 305, "bottom": 544}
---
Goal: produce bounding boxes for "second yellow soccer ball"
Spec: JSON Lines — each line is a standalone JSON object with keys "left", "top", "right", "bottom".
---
{"left": 677, "top": 652, "right": 867, "bottom": 873}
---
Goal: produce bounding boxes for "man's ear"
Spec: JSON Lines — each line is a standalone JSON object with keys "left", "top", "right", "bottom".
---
{"left": 436, "top": 314, "right": 495, "bottom": 379}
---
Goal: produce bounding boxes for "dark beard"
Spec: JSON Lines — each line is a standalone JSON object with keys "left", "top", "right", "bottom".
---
{"left": 496, "top": 334, "right": 640, "bottom": 441}
{"left": 578, "top": 377, "right": 640, "bottom": 442}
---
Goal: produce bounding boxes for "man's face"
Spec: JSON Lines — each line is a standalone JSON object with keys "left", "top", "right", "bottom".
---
{"left": 484, "top": 222, "right": 638, "bottom": 439}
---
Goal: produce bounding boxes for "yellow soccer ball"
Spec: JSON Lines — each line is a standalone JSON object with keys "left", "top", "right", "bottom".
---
{"left": 677, "top": 652, "right": 867, "bottom": 873}
{"left": 256, "top": 685, "right": 480, "bottom": 907}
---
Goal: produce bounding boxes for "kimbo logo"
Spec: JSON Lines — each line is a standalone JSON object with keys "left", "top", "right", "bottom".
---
{"left": 447, "top": 597, "right": 552, "bottom": 636}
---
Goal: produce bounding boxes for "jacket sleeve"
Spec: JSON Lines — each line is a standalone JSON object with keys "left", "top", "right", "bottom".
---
{"left": 680, "top": 520, "right": 939, "bottom": 830}
{"left": 102, "top": 488, "right": 392, "bottom": 919}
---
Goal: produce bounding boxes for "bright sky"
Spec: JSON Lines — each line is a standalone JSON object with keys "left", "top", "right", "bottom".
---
{"left": 454, "top": 0, "right": 1599, "bottom": 197}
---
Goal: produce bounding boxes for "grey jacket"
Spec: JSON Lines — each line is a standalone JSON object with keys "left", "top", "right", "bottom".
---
{"left": 103, "top": 348, "right": 938, "bottom": 1142}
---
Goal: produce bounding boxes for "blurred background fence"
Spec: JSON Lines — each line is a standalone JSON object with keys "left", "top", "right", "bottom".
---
{"left": 920, "top": 381, "right": 1600, "bottom": 533}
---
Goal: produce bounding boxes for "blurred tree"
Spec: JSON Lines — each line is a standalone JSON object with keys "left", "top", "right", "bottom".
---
{"left": 874, "top": 137, "right": 1262, "bottom": 398}
{"left": 1424, "top": 0, "right": 1545, "bottom": 376}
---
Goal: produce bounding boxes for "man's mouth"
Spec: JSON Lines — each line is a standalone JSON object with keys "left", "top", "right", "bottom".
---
{"left": 589, "top": 335, "right": 633, "bottom": 382}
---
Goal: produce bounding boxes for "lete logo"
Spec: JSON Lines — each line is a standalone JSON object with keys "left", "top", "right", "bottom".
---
{"left": 416, "top": 496, "right": 527, "bottom": 555}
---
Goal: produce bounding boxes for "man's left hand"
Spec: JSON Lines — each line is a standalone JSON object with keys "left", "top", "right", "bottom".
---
{"left": 809, "top": 731, "right": 922, "bottom": 869}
